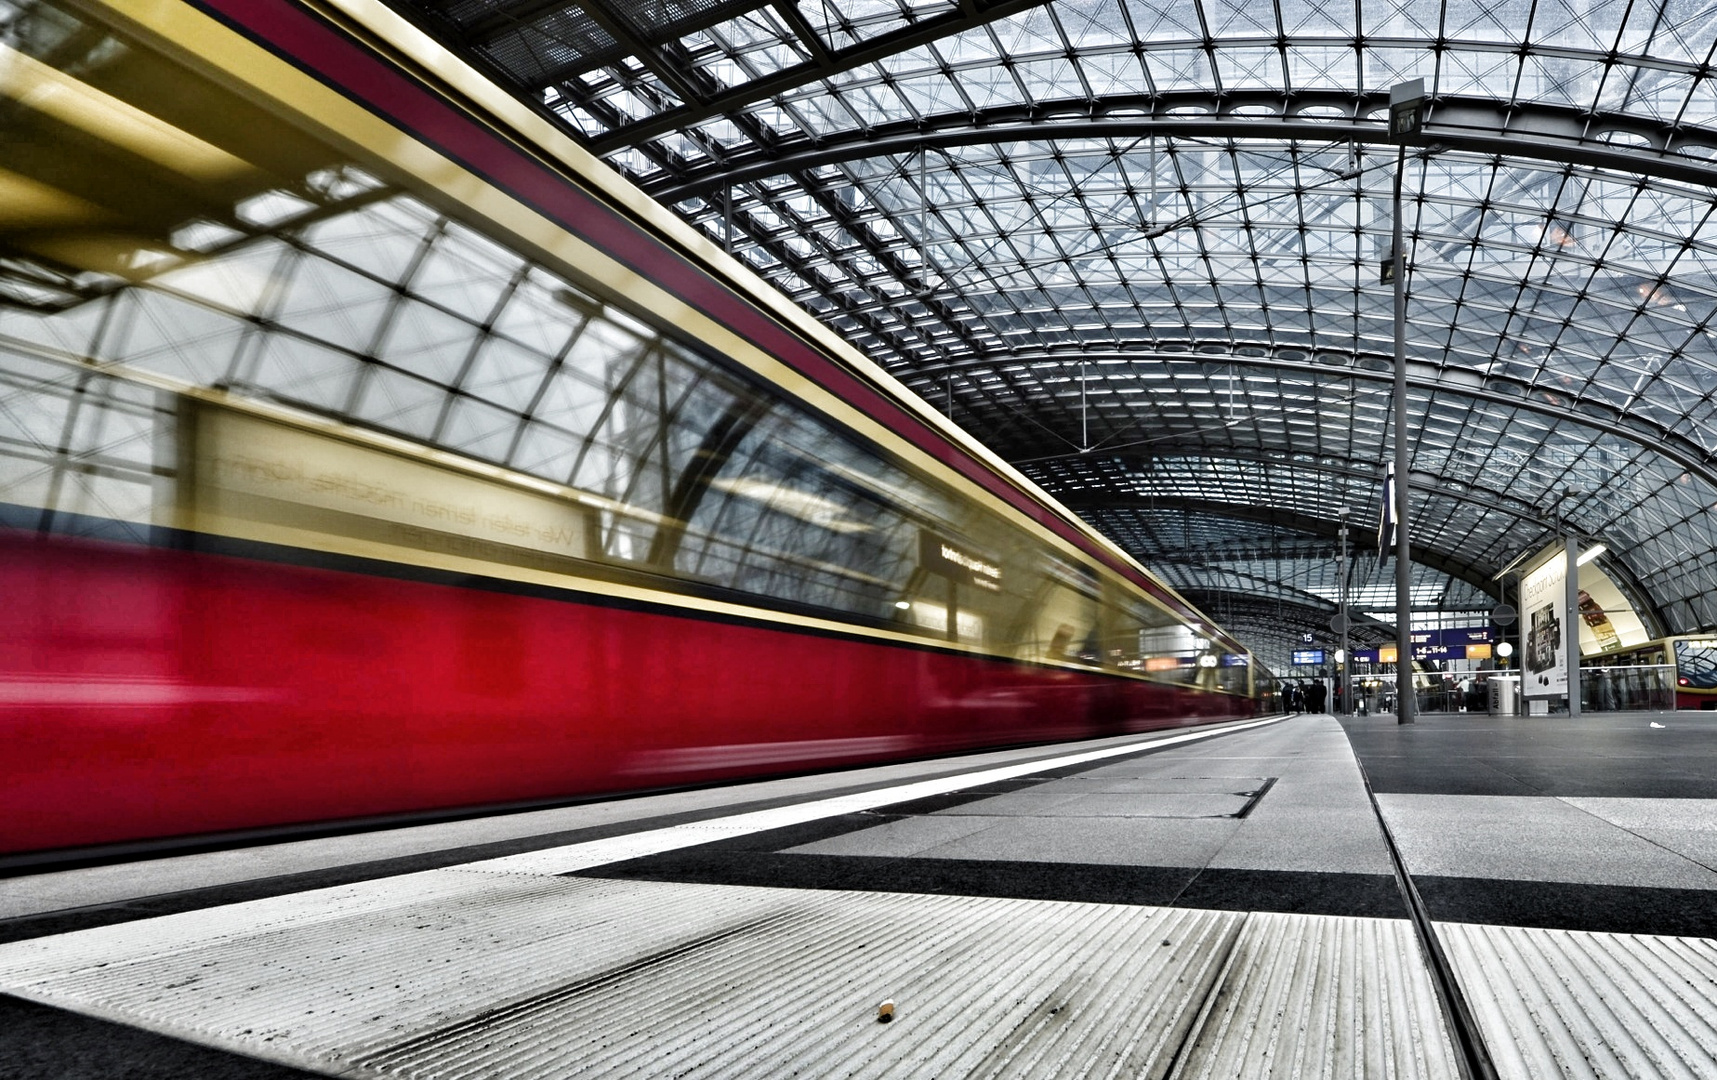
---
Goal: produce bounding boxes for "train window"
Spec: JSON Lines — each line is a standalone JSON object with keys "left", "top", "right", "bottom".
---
{"left": 0, "top": 365, "right": 166, "bottom": 543}
{"left": 1012, "top": 558, "right": 1100, "bottom": 665}
{"left": 673, "top": 403, "right": 916, "bottom": 615}
{"left": 1675, "top": 640, "right": 1717, "bottom": 689}
{"left": 1106, "top": 594, "right": 1186, "bottom": 672}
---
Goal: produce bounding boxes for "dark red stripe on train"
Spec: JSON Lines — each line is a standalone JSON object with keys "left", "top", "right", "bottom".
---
{"left": 0, "top": 530, "right": 1248, "bottom": 856}
{"left": 185, "top": 0, "right": 1224, "bottom": 642}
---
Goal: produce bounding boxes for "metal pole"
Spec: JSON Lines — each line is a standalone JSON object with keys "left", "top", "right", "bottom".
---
{"left": 1080, "top": 360, "right": 1088, "bottom": 448}
{"left": 1516, "top": 574, "right": 1525, "bottom": 681}
{"left": 919, "top": 147, "right": 928, "bottom": 276}
{"left": 1393, "top": 142, "right": 1414, "bottom": 725}
{"left": 1565, "top": 537, "right": 1582, "bottom": 717}
{"left": 1339, "top": 512, "right": 1350, "bottom": 716}
{"left": 1149, "top": 134, "right": 1158, "bottom": 228}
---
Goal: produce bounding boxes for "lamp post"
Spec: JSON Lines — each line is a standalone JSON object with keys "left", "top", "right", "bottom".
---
{"left": 1337, "top": 509, "right": 1350, "bottom": 715}
{"left": 1388, "top": 79, "right": 1425, "bottom": 725}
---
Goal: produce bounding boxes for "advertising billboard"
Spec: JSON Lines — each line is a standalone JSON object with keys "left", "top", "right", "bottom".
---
{"left": 1521, "top": 541, "right": 1570, "bottom": 699}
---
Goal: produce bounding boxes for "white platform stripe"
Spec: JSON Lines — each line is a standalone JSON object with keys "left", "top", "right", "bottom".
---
{"left": 455, "top": 715, "right": 1291, "bottom": 877}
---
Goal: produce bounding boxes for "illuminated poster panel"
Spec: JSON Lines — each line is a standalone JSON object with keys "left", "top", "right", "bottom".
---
{"left": 1575, "top": 561, "right": 1650, "bottom": 654}
{"left": 1521, "top": 542, "right": 1569, "bottom": 700}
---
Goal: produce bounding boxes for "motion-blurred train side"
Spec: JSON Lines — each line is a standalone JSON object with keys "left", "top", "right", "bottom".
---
{"left": 0, "top": 0, "right": 1271, "bottom": 858}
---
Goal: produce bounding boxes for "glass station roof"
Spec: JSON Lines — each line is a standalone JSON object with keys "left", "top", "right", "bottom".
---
{"left": 405, "top": 1, "right": 1717, "bottom": 648}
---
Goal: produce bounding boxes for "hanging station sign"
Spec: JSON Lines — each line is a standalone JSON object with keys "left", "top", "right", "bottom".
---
{"left": 1352, "top": 628, "right": 1495, "bottom": 664}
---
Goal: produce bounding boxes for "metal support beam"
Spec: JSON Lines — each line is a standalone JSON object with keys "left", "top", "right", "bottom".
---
{"left": 1055, "top": 492, "right": 1506, "bottom": 599}
{"left": 653, "top": 90, "right": 1717, "bottom": 199}
{"left": 907, "top": 350, "right": 1717, "bottom": 494}
{"left": 770, "top": 0, "right": 834, "bottom": 67}
{"left": 568, "top": 1, "right": 709, "bottom": 105}
{"left": 588, "top": 0, "right": 1052, "bottom": 153}
{"left": 463, "top": 0, "right": 769, "bottom": 53}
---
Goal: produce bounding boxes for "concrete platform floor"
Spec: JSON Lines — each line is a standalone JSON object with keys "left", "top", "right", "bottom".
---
{"left": 2, "top": 712, "right": 1714, "bottom": 1078}
{"left": 1342, "top": 710, "right": 1717, "bottom": 939}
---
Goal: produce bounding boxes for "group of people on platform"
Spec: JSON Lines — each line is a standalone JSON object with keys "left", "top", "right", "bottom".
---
{"left": 1284, "top": 680, "right": 1327, "bottom": 713}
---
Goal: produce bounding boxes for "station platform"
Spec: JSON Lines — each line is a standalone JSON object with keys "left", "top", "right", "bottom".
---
{"left": 3, "top": 711, "right": 1715, "bottom": 1079}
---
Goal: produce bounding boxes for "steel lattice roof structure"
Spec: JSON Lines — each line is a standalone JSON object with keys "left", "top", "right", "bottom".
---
{"left": 379, "top": 1, "right": 1717, "bottom": 664}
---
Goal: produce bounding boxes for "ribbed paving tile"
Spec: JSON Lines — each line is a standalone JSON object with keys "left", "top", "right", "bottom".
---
{"left": 1170, "top": 912, "right": 1459, "bottom": 1080}
{"left": 359, "top": 888, "right": 1244, "bottom": 1079}
{"left": 0, "top": 875, "right": 1245, "bottom": 1079}
{"left": 1439, "top": 921, "right": 1717, "bottom": 1079}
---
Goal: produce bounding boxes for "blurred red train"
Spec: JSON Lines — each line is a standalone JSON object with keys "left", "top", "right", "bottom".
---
{"left": 0, "top": 0, "right": 1269, "bottom": 860}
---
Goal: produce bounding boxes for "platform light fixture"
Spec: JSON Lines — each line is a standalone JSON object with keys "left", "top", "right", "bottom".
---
{"left": 1576, "top": 543, "right": 1607, "bottom": 567}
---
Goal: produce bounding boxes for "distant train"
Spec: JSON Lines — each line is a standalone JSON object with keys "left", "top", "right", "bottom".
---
{"left": 0, "top": 0, "right": 1271, "bottom": 859}
{"left": 1580, "top": 636, "right": 1717, "bottom": 710}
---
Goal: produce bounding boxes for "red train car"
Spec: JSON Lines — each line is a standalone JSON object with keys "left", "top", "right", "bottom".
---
{"left": 0, "top": 0, "right": 1266, "bottom": 859}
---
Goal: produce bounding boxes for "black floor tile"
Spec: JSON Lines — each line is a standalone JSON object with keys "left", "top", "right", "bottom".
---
{"left": 0, "top": 995, "right": 322, "bottom": 1080}
{"left": 1175, "top": 869, "right": 1406, "bottom": 919}
{"left": 1416, "top": 876, "right": 1717, "bottom": 938}
{"left": 577, "top": 847, "right": 1415, "bottom": 919}
{"left": 1338, "top": 713, "right": 1717, "bottom": 798}
{"left": 578, "top": 851, "right": 1208, "bottom": 907}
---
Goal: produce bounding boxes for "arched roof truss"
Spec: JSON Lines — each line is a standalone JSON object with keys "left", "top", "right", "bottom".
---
{"left": 400, "top": 0, "right": 1717, "bottom": 639}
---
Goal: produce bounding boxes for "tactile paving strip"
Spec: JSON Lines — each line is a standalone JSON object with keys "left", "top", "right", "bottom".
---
{"left": 0, "top": 876, "right": 1245, "bottom": 1079}
{"left": 1172, "top": 912, "right": 1459, "bottom": 1080}
{"left": 1439, "top": 921, "right": 1717, "bottom": 1079}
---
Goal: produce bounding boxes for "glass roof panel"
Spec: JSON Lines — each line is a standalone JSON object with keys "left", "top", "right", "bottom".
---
{"left": 391, "top": 0, "right": 1717, "bottom": 646}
